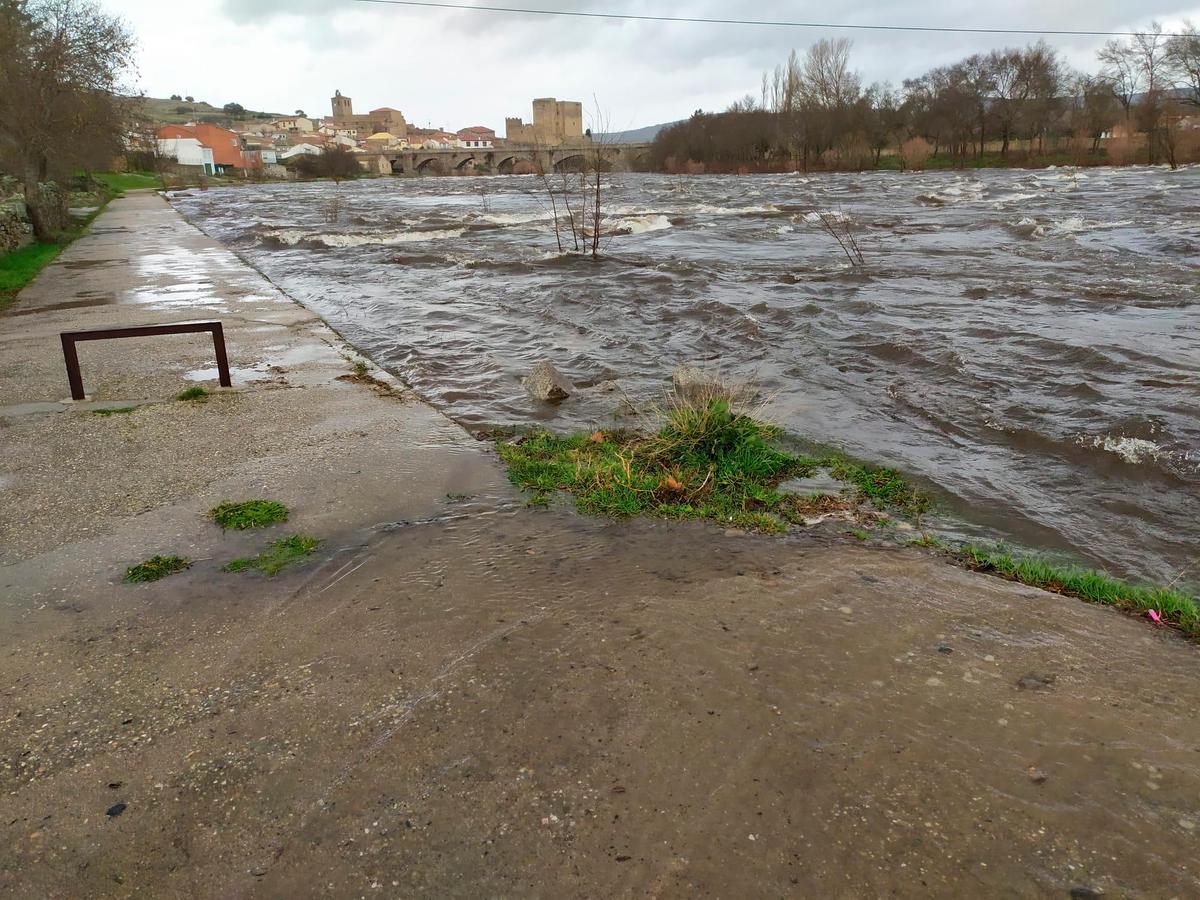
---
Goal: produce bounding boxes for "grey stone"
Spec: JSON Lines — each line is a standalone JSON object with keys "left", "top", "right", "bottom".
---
{"left": 778, "top": 471, "right": 844, "bottom": 497}
{"left": 524, "top": 361, "right": 571, "bottom": 402}
{"left": 672, "top": 364, "right": 720, "bottom": 402}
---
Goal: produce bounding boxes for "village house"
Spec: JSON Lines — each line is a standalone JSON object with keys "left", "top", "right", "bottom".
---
{"left": 156, "top": 135, "right": 215, "bottom": 174}
{"left": 456, "top": 126, "right": 495, "bottom": 149}
{"left": 365, "top": 132, "right": 405, "bottom": 151}
{"left": 421, "top": 131, "right": 458, "bottom": 150}
{"left": 268, "top": 115, "right": 314, "bottom": 133}
{"left": 279, "top": 143, "right": 323, "bottom": 160}
{"left": 156, "top": 123, "right": 245, "bottom": 174}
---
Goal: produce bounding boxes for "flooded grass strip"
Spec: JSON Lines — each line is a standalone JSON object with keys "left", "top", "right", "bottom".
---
{"left": 959, "top": 545, "right": 1200, "bottom": 639}
{"left": 209, "top": 499, "right": 289, "bottom": 531}
{"left": 125, "top": 555, "right": 191, "bottom": 583}
{"left": 498, "top": 398, "right": 927, "bottom": 533}
{"left": 223, "top": 534, "right": 320, "bottom": 576}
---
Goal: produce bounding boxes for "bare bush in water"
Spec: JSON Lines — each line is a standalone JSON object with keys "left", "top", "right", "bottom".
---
{"left": 812, "top": 208, "right": 865, "bottom": 268}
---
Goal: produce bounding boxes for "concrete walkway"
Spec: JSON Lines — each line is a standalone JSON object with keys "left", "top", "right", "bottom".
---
{"left": 1, "top": 195, "right": 1198, "bottom": 898}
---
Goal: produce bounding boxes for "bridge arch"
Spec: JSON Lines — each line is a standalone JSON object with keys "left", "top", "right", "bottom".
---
{"left": 454, "top": 155, "right": 476, "bottom": 172}
{"left": 553, "top": 154, "right": 586, "bottom": 173}
{"left": 416, "top": 156, "right": 444, "bottom": 175}
{"left": 495, "top": 156, "right": 517, "bottom": 174}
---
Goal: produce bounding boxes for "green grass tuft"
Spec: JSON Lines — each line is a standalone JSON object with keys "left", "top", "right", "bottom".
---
{"left": 125, "top": 555, "right": 191, "bottom": 583}
{"left": 92, "top": 406, "right": 136, "bottom": 416}
{"left": 500, "top": 398, "right": 817, "bottom": 534}
{"left": 209, "top": 499, "right": 289, "bottom": 530}
{"left": 175, "top": 386, "right": 209, "bottom": 402}
{"left": 960, "top": 544, "right": 1200, "bottom": 638}
{"left": 499, "top": 399, "right": 928, "bottom": 535}
{"left": 224, "top": 534, "right": 320, "bottom": 576}
{"left": 848, "top": 529, "right": 870, "bottom": 541}
{"left": 909, "top": 533, "right": 946, "bottom": 549}
{"left": 825, "top": 456, "right": 931, "bottom": 518}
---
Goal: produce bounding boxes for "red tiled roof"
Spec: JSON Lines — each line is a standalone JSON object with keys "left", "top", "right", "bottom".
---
{"left": 155, "top": 123, "right": 243, "bottom": 167}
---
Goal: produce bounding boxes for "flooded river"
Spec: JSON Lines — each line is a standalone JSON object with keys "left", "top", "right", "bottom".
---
{"left": 172, "top": 167, "right": 1199, "bottom": 584}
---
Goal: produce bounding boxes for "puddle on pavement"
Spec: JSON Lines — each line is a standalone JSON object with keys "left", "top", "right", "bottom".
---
{"left": 60, "top": 259, "right": 118, "bottom": 270}
{"left": 5, "top": 298, "right": 113, "bottom": 316}
{"left": 184, "top": 363, "right": 278, "bottom": 384}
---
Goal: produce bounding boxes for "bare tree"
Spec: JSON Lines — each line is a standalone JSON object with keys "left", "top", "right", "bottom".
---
{"left": 1098, "top": 37, "right": 1144, "bottom": 126}
{"left": 0, "top": 0, "right": 136, "bottom": 240}
{"left": 1167, "top": 21, "right": 1200, "bottom": 107}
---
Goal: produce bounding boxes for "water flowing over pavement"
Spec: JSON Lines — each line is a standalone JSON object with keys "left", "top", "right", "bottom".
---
{"left": 2, "top": 192, "right": 1200, "bottom": 898}
{"left": 172, "top": 167, "right": 1200, "bottom": 586}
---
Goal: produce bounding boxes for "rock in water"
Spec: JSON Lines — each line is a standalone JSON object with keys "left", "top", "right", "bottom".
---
{"left": 524, "top": 361, "right": 571, "bottom": 401}
{"left": 672, "top": 364, "right": 720, "bottom": 402}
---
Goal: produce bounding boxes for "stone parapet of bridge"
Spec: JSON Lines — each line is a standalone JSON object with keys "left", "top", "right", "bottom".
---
{"left": 371, "top": 142, "right": 652, "bottom": 176}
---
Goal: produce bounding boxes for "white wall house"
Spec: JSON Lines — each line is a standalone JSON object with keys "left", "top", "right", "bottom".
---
{"left": 157, "top": 137, "right": 215, "bottom": 174}
{"left": 280, "top": 143, "right": 323, "bottom": 159}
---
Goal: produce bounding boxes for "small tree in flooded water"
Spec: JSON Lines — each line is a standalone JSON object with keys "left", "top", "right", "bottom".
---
{"left": 527, "top": 104, "right": 613, "bottom": 260}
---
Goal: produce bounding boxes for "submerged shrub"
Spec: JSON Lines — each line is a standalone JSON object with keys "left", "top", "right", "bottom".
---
{"left": 224, "top": 534, "right": 320, "bottom": 576}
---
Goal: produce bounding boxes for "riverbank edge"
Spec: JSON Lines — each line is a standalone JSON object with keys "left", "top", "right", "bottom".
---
{"left": 497, "top": 417, "right": 1200, "bottom": 643}
{"left": 163, "top": 192, "right": 1200, "bottom": 647}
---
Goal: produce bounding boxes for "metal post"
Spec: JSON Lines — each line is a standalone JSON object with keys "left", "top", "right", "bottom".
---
{"left": 57, "top": 321, "right": 232, "bottom": 401}
{"left": 210, "top": 323, "right": 232, "bottom": 388}
{"left": 61, "top": 333, "right": 86, "bottom": 401}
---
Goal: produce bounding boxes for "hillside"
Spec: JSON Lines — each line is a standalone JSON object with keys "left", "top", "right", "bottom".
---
{"left": 134, "top": 96, "right": 284, "bottom": 126}
{"left": 595, "top": 121, "right": 680, "bottom": 143}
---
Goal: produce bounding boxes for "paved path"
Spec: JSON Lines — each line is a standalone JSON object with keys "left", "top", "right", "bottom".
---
{"left": 1, "top": 195, "right": 1198, "bottom": 898}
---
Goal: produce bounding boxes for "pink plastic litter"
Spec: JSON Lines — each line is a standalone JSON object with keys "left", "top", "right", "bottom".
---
{"left": 1147, "top": 609, "right": 1164, "bottom": 625}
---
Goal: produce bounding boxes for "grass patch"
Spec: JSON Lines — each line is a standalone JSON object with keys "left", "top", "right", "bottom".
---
{"left": 500, "top": 398, "right": 821, "bottom": 533}
{"left": 0, "top": 241, "right": 68, "bottom": 312}
{"left": 209, "top": 499, "right": 289, "bottom": 530}
{"left": 224, "top": 534, "right": 320, "bottom": 576}
{"left": 90, "top": 171, "right": 161, "bottom": 194}
{"left": 92, "top": 406, "right": 136, "bottom": 416}
{"left": 176, "top": 386, "right": 209, "bottom": 402}
{"left": 0, "top": 195, "right": 112, "bottom": 313}
{"left": 960, "top": 544, "right": 1200, "bottom": 639}
{"left": 826, "top": 456, "right": 931, "bottom": 518}
{"left": 909, "top": 532, "right": 946, "bottom": 549}
{"left": 125, "top": 555, "right": 191, "bottom": 583}
{"left": 848, "top": 529, "right": 870, "bottom": 541}
{"left": 499, "top": 398, "right": 930, "bottom": 534}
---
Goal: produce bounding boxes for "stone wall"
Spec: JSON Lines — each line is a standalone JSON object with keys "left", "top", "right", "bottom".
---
{"left": 0, "top": 203, "right": 32, "bottom": 254}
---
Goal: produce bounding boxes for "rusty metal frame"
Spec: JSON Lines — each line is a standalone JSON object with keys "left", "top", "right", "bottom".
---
{"left": 60, "top": 321, "right": 231, "bottom": 401}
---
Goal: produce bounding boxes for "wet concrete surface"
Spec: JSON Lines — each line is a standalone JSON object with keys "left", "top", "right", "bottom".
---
{"left": 2, "top": 194, "right": 1199, "bottom": 898}
{"left": 3, "top": 511, "right": 1199, "bottom": 898}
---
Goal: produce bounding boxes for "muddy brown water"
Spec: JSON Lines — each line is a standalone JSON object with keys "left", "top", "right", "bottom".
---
{"left": 171, "top": 167, "right": 1200, "bottom": 584}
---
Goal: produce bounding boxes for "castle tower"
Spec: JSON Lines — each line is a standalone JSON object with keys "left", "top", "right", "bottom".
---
{"left": 331, "top": 90, "right": 353, "bottom": 120}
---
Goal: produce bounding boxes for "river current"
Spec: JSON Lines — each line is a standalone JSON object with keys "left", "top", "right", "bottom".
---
{"left": 172, "top": 167, "right": 1199, "bottom": 584}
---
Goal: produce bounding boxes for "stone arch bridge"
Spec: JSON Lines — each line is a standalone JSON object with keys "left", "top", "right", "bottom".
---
{"left": 378, "top": 142, "right": 652, "bottom": 176}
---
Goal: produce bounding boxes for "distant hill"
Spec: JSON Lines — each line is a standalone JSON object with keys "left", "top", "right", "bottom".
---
{"left": 595, "top": 121, "right": 681, "bottom": 143}
{"left": 133, "top": 96, "right": 284, "bottom": 126}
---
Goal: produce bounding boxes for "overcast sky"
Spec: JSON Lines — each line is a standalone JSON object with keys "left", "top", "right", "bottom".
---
{"left": 107, "top": 0, "right": 1199, "bottom": 132}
